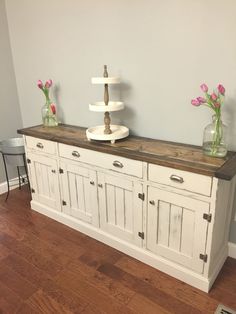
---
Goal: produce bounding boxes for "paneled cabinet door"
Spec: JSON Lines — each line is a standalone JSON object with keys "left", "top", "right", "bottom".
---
{"left": 60, "top": 161, "right": 99, "bottom": 226}
{"left": 27, "top": 152, "right": 61, "bottom": 211}
{"left": 97, "top": 172, "right": 143, "bottom": 247}
{"left": 147, "top": 186, "right": 210, "bottom": 274}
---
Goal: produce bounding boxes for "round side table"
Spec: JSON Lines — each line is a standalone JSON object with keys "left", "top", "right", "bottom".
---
{"left": 0, "top": 138, "right": 30, "bottom": 201}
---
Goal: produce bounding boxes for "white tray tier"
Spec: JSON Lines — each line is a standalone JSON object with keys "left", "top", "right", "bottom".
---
{"left": 89, "top": 101, "right": 124, "bottom": 112}
{"left": 86, "top": 125, "right": 129, "bottom": 143}
{"left": 91, "top": 77, "right": 120, "bottom": 84}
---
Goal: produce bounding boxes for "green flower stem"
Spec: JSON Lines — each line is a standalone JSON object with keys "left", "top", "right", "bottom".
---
{"left": 40, "top": 83, "right": 58, "bottom": 127}
{"left": 42, "top": 89, "right": 58, "bottom": 126}
{"left": 211, "top": 114, "right": 222, "bottom": 155}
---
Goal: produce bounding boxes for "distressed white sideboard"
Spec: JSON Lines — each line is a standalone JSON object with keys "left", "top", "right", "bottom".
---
{"left": 18, "top": 124, "right": 236, "bottom": 292}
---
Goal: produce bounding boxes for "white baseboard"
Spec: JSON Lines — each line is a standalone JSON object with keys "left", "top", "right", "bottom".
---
{"left": 0, "top": 176, "right": 27, "bottom": 195}
{"left": 228, "top": 242, "right": 236, "bottom": 259}
{"left": 0, "top": 181, "right": 6, "bottom": 194}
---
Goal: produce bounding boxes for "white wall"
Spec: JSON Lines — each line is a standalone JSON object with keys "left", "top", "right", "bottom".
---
{"left": 5, "top": 0, "right": 236, "bottom": 241}
{"left": 0, "top": 0, "right": 22, "bottom": 183}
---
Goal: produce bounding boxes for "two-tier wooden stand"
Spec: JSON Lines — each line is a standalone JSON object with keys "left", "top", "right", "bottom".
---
{"left": 86, "top": 65, "right": 129, "bottom": 144}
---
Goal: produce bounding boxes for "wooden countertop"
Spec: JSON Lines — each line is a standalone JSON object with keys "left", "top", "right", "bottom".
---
{"left": 18, "top": 124, "right": 236, "bottom": 180}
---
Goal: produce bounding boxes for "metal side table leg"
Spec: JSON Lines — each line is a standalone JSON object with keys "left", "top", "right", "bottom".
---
{"left": 2, "top": 154, "right": 10, "bottom": 201}
{"left": 17, "top": 166, "right": 22, "bottom": 190}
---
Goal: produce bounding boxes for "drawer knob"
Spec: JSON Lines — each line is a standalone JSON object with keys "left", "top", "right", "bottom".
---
{"left": 149, "top": 200, "right": 155, "bottom": 205}
{"left": 113, "top": 160, "right": 124, "bottom": 168}
{"left": 98, "top": 183, "right": 103, "bottom": 188}
{"left": 51, "top": 169, "right": 56, "bottom": 173}
{"left": 90, "top": 181, "right": 95, "bottom": 185}
{"left": 72, "top": 151, "right": 80, "bottom": 158}
{"left": 36, "top": 143, "right": 44, "bottom": 149}
{"left": 170, "top": 174, "right": 184, "bottom": 184}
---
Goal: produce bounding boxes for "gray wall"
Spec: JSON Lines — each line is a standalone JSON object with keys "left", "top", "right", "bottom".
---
{"left": 4, "top": 0, "right": 236, "bottom": 242}
{"left": 0, "top": 0, "right": 22, "bottom": 183}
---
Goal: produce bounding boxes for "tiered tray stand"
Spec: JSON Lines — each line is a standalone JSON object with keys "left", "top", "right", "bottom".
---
{"left": 86, "top": 65, "right": 129, "bottom": 144}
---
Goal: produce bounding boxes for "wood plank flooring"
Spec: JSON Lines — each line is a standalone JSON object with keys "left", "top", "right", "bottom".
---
{"left": 0, "top": 186, "right": 236, "bottom": 314}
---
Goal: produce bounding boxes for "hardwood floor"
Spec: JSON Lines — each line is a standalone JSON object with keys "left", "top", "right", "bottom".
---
{"left": 0, "top": 186, "right": 236, "bottom": 314}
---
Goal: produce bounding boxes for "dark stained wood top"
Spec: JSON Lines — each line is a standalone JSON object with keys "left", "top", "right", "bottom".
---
{"left": 18, "top": 124, "right": 236, "bottom": 180}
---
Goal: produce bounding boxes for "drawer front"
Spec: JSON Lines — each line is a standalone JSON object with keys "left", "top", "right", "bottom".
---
{"left": 59, "top": 143, "right": 143, "bottom": 178}
{"left": 148, "top": 164, "right": 212, "bottom": 196}
{"left": 25, "top": 136, "right": 57, "bottom": 155}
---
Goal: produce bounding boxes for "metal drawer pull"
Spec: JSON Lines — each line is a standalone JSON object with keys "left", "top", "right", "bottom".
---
{"left": 170, "top": 174, "right": 184, "bottom": 183}
{"left": 149, "top": 200, "right": 155, "bottom": 205}
{"left": 72, "top": 151, "right": 80, "bottom": 158}
{"left": 36, "top": 143, "right": 44, "bottom": 149}
{"left": 98, "top": 183, "right": 103, "bottom": 188}
{"left": 51, "top": 169, "right": 56, "bottom": 173}
{"left": 90, "top": 181, "right": 95, "bottom": 185}
{"left": 113, "top": 160, "right": 124, "bottom": 168}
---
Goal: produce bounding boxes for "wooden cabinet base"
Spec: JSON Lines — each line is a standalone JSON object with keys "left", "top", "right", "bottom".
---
{"left": 30, "top": 199, "right": 227, "bottom": 292}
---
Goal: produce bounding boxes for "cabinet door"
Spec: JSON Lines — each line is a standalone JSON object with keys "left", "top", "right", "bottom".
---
{"left": 27, "top": 152, "right": 61, "bottom": 211}
{"left": 98, "top": 172, "right": 143, "bottom": 247}
{"left": 147, "top": 186, "right": 210, "bottom": 273}
{"left": 60, "top": 161, "right": 99, "bottom": 226}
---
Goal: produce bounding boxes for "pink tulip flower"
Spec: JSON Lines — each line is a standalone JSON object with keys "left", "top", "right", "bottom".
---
{"left": 37, "top": 80, "right": 43, "bottom": 89}
{"left": 211, "top": 93, "right": 217, "bottom": 101}
{"left": 45, "top": 79, "right": 53, "bottom": 88}
{"left": 214, "top": 102, "right": 221, "bottom": 108}
{"left": 191, "top": 99, "right": 200, "bottom": 106}
{"left": 50, "top": 103, "right": 56, "bottom": 114}
{"left": 197, "top": 97, "right": 206, "bottom": 104}
{"left": 200, "top": 83, "right": 208, "bottom": 93}
{"left": 218, "top": 84, "right": 225, "bottom": 95}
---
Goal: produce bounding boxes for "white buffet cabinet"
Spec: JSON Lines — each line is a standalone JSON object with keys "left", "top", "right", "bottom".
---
{"left": 23, "top": 134, "right": 236, "bottom": 292}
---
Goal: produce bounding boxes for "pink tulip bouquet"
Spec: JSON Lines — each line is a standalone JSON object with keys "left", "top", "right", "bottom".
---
{"left": 37, "top": 79, "right": 58, "bottom": 127}
{"left": 191, "top": 83, "right": 225, "bottom": 114}
{"left": 191, "top": 83, "right": 227, "bottom": 157}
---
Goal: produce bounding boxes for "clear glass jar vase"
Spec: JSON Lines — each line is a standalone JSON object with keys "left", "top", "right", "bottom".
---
{"left": 202, "top": 115, "right": 227, "bottom": 157}
{"left": 41, "top": 99, "right": 58, "bottom": 127}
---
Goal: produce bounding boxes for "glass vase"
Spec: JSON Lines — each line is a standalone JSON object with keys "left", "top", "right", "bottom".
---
{"left": 202, "top": 115, "right": 227, "bottom": 157}
{"left": 41, "top": 100, "right": 58, "bottom": 127}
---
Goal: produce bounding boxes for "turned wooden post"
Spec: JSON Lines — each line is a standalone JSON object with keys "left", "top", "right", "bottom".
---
{"left": 103, "top": 65, "right": 112, "bottom": 134}
{"left": 104, "top": 65, "right": 109, "bottom": 106}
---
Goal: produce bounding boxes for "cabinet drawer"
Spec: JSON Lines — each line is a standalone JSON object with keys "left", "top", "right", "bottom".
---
{"left": 148, "top": 164, "right": 212, "bottom": 196}
{"left": 25, "top": 136, "right": 57, "bottom": 155}
{"left": 59, "top": 143, "right": 143, "bottom": 178}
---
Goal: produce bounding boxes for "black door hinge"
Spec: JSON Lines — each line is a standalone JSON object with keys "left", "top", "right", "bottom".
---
{"left": 27, "top": 158, "right": 31, "bottom": 164}
{"left": 62, "top": 200, "right": 67, "bottom": 206}
{"left": 59, "top": 168, "right": 64, "bottom": 174}
{"left": 138, "top": 231, "right": 144, "bottom": 239}
{"left": 199, "top": 253, "right": 208, "bottom": 263}
{"left": 203, "top": 213, "right": 212, "bottom": 223}
{"left": 138, "top": 193, "right": 145, "bottom": 201}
